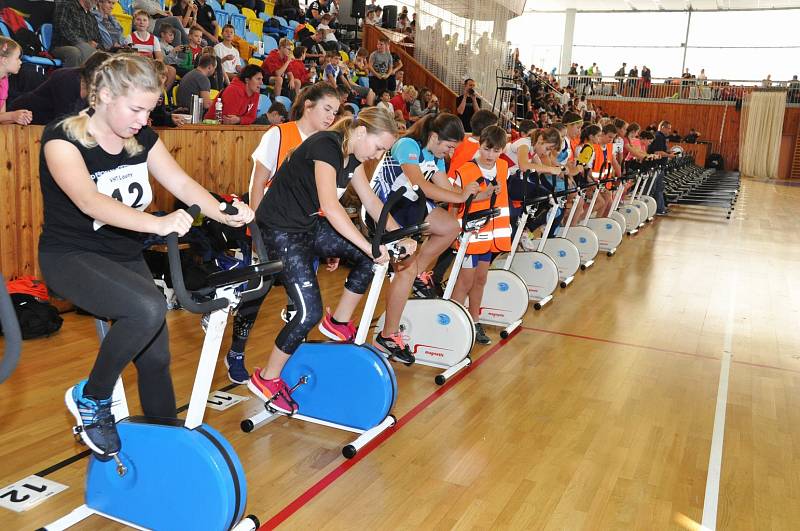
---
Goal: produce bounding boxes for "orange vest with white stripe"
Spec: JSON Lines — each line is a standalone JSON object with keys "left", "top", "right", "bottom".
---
{"left": 455, "top": 159, "right": 512, "bottom": 254}
{"left": 593, "top": 143, "right": 615, "bottom": 188}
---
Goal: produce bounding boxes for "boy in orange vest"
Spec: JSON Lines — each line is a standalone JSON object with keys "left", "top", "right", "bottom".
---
{"left": 450, "top": 126, "right": 511, "bottom": 345}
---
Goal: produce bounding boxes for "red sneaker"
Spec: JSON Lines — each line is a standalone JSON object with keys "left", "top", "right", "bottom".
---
{"left": 246, "top": 369, "right": 298, "bottom": 415}
{"left": 318, "top": 308, "right": 357, "bottom": 342}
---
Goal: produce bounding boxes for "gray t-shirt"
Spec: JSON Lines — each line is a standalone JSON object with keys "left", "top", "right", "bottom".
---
{"left": 176, "top": 69, "right": 211, "bottom": 109}
{"left": 369, "top": 50, "right": 393, "bottom": 76}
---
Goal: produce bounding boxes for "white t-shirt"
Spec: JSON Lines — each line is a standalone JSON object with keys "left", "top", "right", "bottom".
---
{"left": 214, "top": 42, "right": 241, "bottom": 75}
{"left": 504, "top": 136, "right": 531, "bottom": 170}
{"left": 472, "top": 155, "right": 498, "bottom": 180}
{"left": 612, "top": 136, "right": 624, "bottom": 156}
{"left": 317, "top": 23, "right": 337, "bottom": 42}
{"left": 376, "top": 101, "right": 394, "bottom": 114}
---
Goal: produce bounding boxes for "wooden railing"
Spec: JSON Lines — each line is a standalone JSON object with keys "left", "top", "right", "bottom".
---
{"left": 362, "top": 25, "right": 458, "bottom": 115}
{"left": 0, "top": 124, "right": 270, "bottom": 281}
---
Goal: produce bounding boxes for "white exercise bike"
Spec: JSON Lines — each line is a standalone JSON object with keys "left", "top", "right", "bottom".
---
{"left": 373, "top": 194, "right": 501, "bottom": 384}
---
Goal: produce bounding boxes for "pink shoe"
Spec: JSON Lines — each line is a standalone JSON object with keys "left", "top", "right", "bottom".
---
{"left": 246, "top": 369, "right": 298, "bottom": 415}
{"left": 318, "top": 308, "right": 357, "bottom": 342}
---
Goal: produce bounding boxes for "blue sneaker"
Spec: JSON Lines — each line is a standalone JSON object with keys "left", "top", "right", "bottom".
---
{"left": 225, "top": 351, "right": 249, "bottom": 384}
{"left": 65, "top": 380, "right": 120, "bottom": 459}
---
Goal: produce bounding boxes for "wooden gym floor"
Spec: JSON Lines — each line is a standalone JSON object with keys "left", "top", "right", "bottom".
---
{"left": 1, "top": 177, "right": 799, "bottom": 530}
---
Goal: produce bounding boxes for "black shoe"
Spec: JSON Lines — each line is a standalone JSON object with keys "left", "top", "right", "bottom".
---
{"left": 374, "top": 332, "right": 415, "bottom": 365}
{"left": 474, "top": 323, "right": 491, "bottom": 345}
{"left": 412, "top": 272, "right": 436, "bottom": 298}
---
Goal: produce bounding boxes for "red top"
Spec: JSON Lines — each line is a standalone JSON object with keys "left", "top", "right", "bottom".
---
{"left": 204, "top": 77, "right": 259, "bottom": 125}
{"left": 262, "top": 49, "right": 287, "bottom": 77}
{"left": 286, "top": 59, "right": 309, "bottom": 84}
{"left": 390, "top": 94, "right": 409, "bottom": 121}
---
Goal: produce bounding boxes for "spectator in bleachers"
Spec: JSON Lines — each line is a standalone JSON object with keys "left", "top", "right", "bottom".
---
{"left": 456, "top": 78, "right": 481, "bottom": 133}
{"left": 409, "top": 87, "right": 438, "bottom": 120}
{"left": 388, "top": 51, "right": 402, "bottom": 92}
{"left": 8, "top": 51, "right": 109, "bottom": 125}
{"left": 0, "top": 37, "right": 31, "bottom": 125}
{"left": 301, "top": 30, "right": 327, "bottom": 62}
{"left": 306, "top": 0, "right": 330, "bottom": 27}
{"left": 262, "top": 37, "right": 302, "bottom": 99}
{"left": 193, "top": 0, "right": 219, "bottom": 44}
{"left": 94, "top": 0, "right": 125, "bottom": 51}
{"left": 201, "top": 46, "right": 228, "bottom": 90}
{"left": 317, "top": 13, "right": 348, "bottom": 53}
{"left": 176, "top": 53, "right": 217, "bottom": 110}
{"left": 376, "top": 89, "right": 393, "bottom": 114}
{"left": 133, "top": 0, "right": 190, "bottom": 46}
{"left": 389, "top": 84, "right": 416, "bottom": 124}
{"left": 264, "top": 101, "right": 288, "bottom": 125}
{"left": 394, "top": 70, "right": 404, "bottom": 93}
{"left": 365, "top": 0, "right": 380, "bottom": 14}
{"left": 229, "top": 0, "right": 265, "bottom": 15}
{"left": 683, "top": 128, "right": 700, "bottom": 143}
{"left": 396, "top": 13, "right": 410, "bottom": 31}
{"left": 275, "top": 0, "right": 303, "bottom": 22}
{"left": 52, "top": 0, "right": 103, "bottom": 68}
{"left": 170, "top": 0, "right": 199, "bottom": 33}
{"left": 124, "top": 10, "right": 177, "bottom": 89}
{"left": 204, "top": 63, "right": 261, "bottom": 124}
{"left": 287, "top": 46, "right": 310, "bottom": 86}
{"left": 159, "top": 26, "right": 185, "bottom": 66}
{"left": 150, "top": 60, "right": 187, "bottom": 126}
{"left": 351, "top": 47, "right": 369, "bottom": 87}
{"left": 324, "top": 50, "right": 374, "bottom": 106}
{"left": 215, "top": 24, "right": 242, "bottom": 80}
{"left": 365, "top": 7, "right": 382, "bottom": 26}
{"left": 368, "top": 37, "right": 392, "bottom": 96}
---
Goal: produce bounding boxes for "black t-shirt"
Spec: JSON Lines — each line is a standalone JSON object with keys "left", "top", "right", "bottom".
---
{"left": 648, "top": 131, "right": 668, "bottom": 154}
{"left": 257, "top": 131, "right": 360, "bottom": 232}
{"left": 455, "top": 94, "right": 481, "bottom": 133}
{"left": 305, "top": 0, "right": 329, "bottom": 20}
{"left": 196, "top": 3, "right": 216, "bottom": 34}
{"left": 38, "top": 121, "right": 159, "bottom": 260}
{"left": 8, "top": 67, "right": 83, "bottom": 125}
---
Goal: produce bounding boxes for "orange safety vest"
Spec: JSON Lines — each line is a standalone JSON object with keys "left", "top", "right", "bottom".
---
{"left": 454, "top": 159, "right": 512, "bottom": 254}
{"left": 569, "top": 136, "right": 581, "bottom": 162}
{"left": 447, "top": 137, "right": 480, "bottom": 181}
{"left": 274, "top": 121, "right": 303, "bottom": 170}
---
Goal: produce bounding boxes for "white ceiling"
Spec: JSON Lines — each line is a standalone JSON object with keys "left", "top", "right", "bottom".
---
{"left": 523, "top": 0, "right": 800, "bottom": 11}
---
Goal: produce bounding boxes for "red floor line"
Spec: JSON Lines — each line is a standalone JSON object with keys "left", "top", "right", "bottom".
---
{"left": 521, "top": 326, "right": 800, "bottom": 374}
{"left": 258, "top": 329, "right": 522, "bottom": 530}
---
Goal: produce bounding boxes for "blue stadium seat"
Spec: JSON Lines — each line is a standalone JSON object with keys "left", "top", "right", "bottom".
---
{"left": 231, "top": 14, "right": 247, "bottom": 37}
{"left": 275, "top": 95, "right": 292, "bottom": 110}
{"left": 215, "top": 10, "right": 231, "bottom": 27}
{"left": 223, "top": 3, "right": 239, "bottom": 14}
{"left": 258, "top": 94, "right": 272, "bottom": 116}
{"left": 207, "top": 0, "right": 222, "bottom": 10}
{"left": 262, "top": 34, "right": 278, "bottom": 53}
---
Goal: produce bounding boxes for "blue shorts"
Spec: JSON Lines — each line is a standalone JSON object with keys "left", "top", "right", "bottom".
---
{"left": 462, "top": 252, "right": 493, "bottom": 269}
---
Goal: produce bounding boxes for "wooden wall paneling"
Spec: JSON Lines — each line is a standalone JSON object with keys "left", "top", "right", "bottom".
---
{"left": 16, "top": 127, "right": 34, "bottom": 277}
{"left": 0, "top": 126, "right": 20, "bottom": 278}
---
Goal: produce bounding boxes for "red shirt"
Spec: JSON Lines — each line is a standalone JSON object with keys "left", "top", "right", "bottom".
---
{"left": 204, "top": 77, "right": 259, "bottom": 125}
{"left": 286, "top": 59, "right": 309, "bottom": 84}
{"left": 390, "top": 94, "right": 409, "bottom": 121}
{"left": 262, "top": 49, "right": 288, "bottom": 77}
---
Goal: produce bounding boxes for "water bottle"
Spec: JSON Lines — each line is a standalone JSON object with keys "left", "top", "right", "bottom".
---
{"left": 215, "top": 99, "right": 223, "bottom": 123}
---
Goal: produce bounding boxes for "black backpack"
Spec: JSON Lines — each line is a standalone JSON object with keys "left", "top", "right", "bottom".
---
{"left": 12, "top": 27, "right": 43, "bottom": 57}
{"left": 0, "top": 294, "right": 63, "bottom": 339}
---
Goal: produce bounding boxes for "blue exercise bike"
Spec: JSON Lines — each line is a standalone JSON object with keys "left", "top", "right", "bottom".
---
{"left": 45, "top": 204, "right": 283, "bottom": 531}
{"left": 241, "top": 187, "right": 428, "bottom": 459}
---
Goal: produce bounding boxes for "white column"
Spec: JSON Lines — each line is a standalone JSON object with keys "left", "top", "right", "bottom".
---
{"left": 559, "top": 8, "right": 576, "bottom": 86}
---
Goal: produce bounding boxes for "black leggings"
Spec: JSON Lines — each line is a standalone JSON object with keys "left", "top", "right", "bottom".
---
{"left": 39, "top": 251, "right": 176, "bottom": 418}
{"left": 263, "top": 220, "right": 373, "bottom": 355}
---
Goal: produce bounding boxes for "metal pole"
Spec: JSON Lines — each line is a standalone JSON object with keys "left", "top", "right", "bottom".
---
{"left": 681, "top": 9, "right": 692, "bottom": 75}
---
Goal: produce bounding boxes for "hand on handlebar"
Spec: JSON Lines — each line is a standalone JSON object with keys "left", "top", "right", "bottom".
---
{"left": 221, "top": 200, "right": 255, "bottom": 227}
{"left": 396, "top": 237, "right": 418, "bottom": 259}
{"left": 462, "top": 181, "right": 481, "bottom": 201}
{"left": 154, "top": 209, "right": 195, "bottom": 236}
{"left": 325, "top": 257, "right": 340, "bottom": 271}
{"left": 475, "top": 184, "right": 498, "bottom": 200}
{"left": 373, "top": 244, "right": 390, "bottom": 265}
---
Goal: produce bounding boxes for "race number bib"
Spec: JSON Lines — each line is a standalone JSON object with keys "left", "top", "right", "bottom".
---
{"left": 91, "top": 162, "right": 152, "bottom": 231}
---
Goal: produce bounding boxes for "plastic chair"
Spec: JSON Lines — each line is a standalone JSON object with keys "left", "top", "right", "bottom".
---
{"left": 207, "top": 0, "right": 222, "bottom": 10}
{"left": 274, "top": 95, "right": 292, "bottom": 110}
{"left": 223, "top": 3, "right": 239, "bottom": 14}
{"left": 171, "top": 85, "right": 179, "bottom": 106}
{"left": 241, "top": 7, "right": 257, "bottom": 20}
{"left": 38, "top": 23, "right": 54, "bottom": 51}
{"left": 247, "top": 17, "right": 264, "bottom": 35}
{"left": 258, "top": 93, "right": 272, "bottom": 116}
{"left": 263, "top": 2, "right": 274, "bottom": 16}
{"left": 215, "top": 10, "right": 230, "bottom": 27}
{"left": 244, "top": 30, "right": 259, "bottom": 45}
{"left": 262, "top": 34, "right": 278, "bottom": 53}
{"left": 258, "top": 12, "right": 270, "bottom": 21}
{"left": 248, "top": 57, "right": 263, "bottom": 66}
{"left": 287, "top": 20, "right": 299, "bottom": 29}
{"left": 231, "top": 13, "right": 247, "bottom": 36}
{"left": 118, "top": 0, "right": 133, "bottom": 14}
{"left": 210, "top": 88, "right": 220, "bottom": 100}
{"left": 273, "top": 15, "right": 288, "bottom": 27}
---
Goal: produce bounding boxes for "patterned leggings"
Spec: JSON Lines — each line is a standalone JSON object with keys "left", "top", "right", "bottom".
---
{"left": 263, "top": 220, "right": 374, "bottom": 354}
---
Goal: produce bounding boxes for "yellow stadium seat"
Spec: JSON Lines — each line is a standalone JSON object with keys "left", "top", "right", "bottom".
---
{"left": 114, "top": 13, "right": 133, "bottom": 37}
{"left": 171, "top": 85, "right": 179, "bottom": 106}
{"left": 112, "top": 2, "right": 124, "bottom": 15}
{"left": 248, "top": 18, "right": 264, "bottom": 35}
{"left": 264, "top": 2, "right": 274, "bottom": 16}
{"left": 248, "top": 57, "right": 263, "bottom": 66}
{"left": 241, "top": 7, "right": 257, "bottom": 20}
{"left": 210, "top": 89, "right": 220, "bottom": 100}
{"left": 339, "top": 51, "right": 349, "bottom": 62}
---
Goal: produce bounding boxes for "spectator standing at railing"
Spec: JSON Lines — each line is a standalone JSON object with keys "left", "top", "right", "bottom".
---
{"left": 640, "top": 65, "right": 651, "bottom": 97}
{"left": 762, "top": 74, "right": 773, "bottom": 87}
{"left": 698, "top": 68, "right": 707, "bottom": 85}
{"left": 52, "top": 0, "right": 103, "bottom": 68}
{"left": 627, "top": 65, "right": 638, "bottom": 95}
{"left": 615, "top": 63, "right": 626, "bottom": 94}
{"left": 789, "top": 75, "right": 800, "bottom": 103}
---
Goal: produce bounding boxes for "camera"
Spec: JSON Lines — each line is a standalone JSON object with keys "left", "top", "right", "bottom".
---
{"left": 467, "top": 88, "right": 475, "bottom": 96}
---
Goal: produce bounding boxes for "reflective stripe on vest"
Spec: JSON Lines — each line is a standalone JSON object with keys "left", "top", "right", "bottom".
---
{"left": 455, "top": 159, "right": 512, "bottom": 254}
